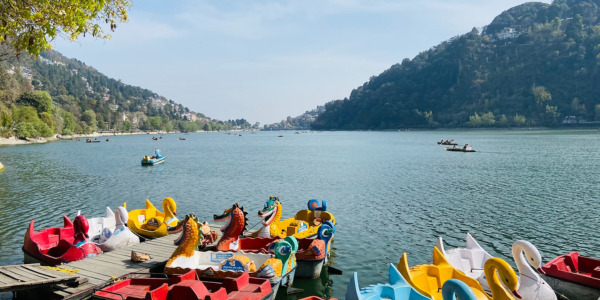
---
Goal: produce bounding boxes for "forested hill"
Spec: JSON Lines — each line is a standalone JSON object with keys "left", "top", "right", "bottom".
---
{"left": 312, "top": 0, "right": 600, "bottom": 130}
{"left": 0, "top": 49, "right": 253, "bottom": 138}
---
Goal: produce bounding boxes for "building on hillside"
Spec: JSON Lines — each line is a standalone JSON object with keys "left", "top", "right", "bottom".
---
{"left": 497, "top": 27, "right": 518, "bottom": 40}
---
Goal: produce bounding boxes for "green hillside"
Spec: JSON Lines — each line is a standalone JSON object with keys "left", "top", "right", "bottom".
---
{"left": 0, "top": 49, "right": 252, "bottom": 138}
{"left": 312, "top": 0, "right": 600, "bottom": 129}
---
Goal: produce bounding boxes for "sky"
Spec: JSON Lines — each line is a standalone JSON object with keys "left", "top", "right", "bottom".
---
{"left": 52, "top": 0, "right": 552, "bottom": 125}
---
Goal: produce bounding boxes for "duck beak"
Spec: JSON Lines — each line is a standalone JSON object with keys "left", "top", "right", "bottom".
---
{"left": 537, "top": 267, "right": 546, "bottom": 275}
{"left": 173, "top": 211, "right": 177, "bottom": 216}
{"left": 512, "top": 290, "right": 522, "bottom": 299}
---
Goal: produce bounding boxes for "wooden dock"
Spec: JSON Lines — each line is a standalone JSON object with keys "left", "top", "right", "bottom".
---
{"left": 13, "top": 224, "right": 224, "bottom": 299}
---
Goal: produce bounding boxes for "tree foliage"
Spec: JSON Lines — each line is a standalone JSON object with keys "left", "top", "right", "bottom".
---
{"left": 312, "top": 0, "right": 600, "bottom": 129}
{"left": 0, "top": 0, "right": 131, "bottom": 57}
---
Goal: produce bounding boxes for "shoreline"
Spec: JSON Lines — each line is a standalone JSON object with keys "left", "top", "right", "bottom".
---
{"left": 0, "top": 131, "right": 175, "bottom": 146}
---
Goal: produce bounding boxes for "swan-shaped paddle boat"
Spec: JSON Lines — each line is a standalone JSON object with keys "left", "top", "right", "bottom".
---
{"left": 541, "top": 251, "right": 600, "bottom": 299}
{"left": 437, "top": 234, "right": 556, "bottom": 300}
{"left": 23, "top": 215, "right": 102, "bottom": 265}
{"left": 251, "top": 197, "right": 336, "bottom": 239}
{"left": 165, "top": 214, "right": 298, "bottom": 296}
{"left": 126, "top": 197, "right": 179, "bottom": 238}
{"left": 398, "top": 247, "right": 521, "bottom": 300}
{"left": 141, "top": 148, "right": 165, "bottom": 165}
{"left": 86, "top": 206, "right": 140, "bottom": 252}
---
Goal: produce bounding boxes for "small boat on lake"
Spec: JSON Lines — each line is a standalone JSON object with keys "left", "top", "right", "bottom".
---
{"left": 437, "top": 139, "right": 458, "bottom": 146}
{"left": 86, "top": 206, "right": 140, "bottom": 252}
{"left": 141, "top": 149, "right": 165, "bottom": 165}
{"left": 23, "top": 215, "right": 102, "bottom": 265}
{"left": 126, "top": 198, "right": 179, "bottom": 238}
{"left": 179, "top": 137, "right": 186, "bottom": 140}
{"left": 445, "top": 144, "right": 475, "bottom": 152}
{"left": 93, "top": 269, "right": 273, "bottom": 300}
{"left": 541, "top": 252, "right": 600, "bottom": 299}
{"left": 86, "top": 138, "right": 100, "bottom": 143}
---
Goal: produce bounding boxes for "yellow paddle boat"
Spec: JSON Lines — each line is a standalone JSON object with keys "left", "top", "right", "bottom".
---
{"left": 397, "top": 247, "right": 521, "bottom": 300}
{"left": 125, "top": 197, "right": 179, "bottom": 238}
{"left": 251, "top": 197, "right": 336, "bottom": 239}
{"left": 0, "top": 161, "right": 4, "bottom": 171}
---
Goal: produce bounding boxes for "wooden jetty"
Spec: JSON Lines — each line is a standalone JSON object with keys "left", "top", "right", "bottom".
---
{"left": 10, "top": 224, "right": 224, "bottom": 299}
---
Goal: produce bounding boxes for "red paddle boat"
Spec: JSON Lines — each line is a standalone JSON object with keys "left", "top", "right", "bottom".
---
{"left": 23, "top": 215, "right": 102, "bottom": 265}
{"left": 93, "top": 269, "right": 273, "bottom": 300}
{"left": 542, "top": 251, "right": 600, "bottom": 299}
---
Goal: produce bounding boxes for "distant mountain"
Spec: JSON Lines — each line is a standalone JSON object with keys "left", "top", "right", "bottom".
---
{"left": 312, "top": 0, "right": 600, "bottom": 129}
{"left": 0, "top": 49, "right": 253, "bottom": 137}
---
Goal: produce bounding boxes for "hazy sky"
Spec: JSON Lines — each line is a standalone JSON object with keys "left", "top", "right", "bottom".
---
{"left": 52, "top": 0, "right": 552, "bottom": 125}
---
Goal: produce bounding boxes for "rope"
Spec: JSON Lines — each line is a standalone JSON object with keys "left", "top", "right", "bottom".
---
{"left": 41, "top": 266, "right": 79, "bottom": 275}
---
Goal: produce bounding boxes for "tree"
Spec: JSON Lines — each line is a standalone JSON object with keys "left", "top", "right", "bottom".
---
{"left": 17, "top": 91, "right": 53, "bottom": 113}
{"left": 0, "top": 0, "right": 131, "bottom": 57}
{"left": 81, "top": 109, "right": 97, "bottom": 132}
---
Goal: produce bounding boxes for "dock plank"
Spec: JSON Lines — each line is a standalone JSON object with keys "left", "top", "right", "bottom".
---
{"left": 0, "top": 264, "right": 79, "bottom": 292}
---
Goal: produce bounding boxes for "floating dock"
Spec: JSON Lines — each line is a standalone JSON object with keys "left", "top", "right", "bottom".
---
{"left": 11, "top": 224, "right": 223, "bottom": 299}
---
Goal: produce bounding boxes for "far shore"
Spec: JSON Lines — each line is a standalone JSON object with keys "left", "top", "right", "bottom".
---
{"left": 0, "top": 131, "right": 191, "bottom": 147}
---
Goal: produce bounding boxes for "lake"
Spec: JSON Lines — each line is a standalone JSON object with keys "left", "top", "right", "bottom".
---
{"left": 1, "top": 130, "right": 599, "bottom": 299}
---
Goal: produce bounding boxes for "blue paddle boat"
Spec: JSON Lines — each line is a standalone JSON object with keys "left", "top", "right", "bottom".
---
{"left": 141, "top": 149, "right": 165, "bottom": 165}
{"left": 346, "top": 264, "right": 429, "bottom": 300}
{"left": 346, "top": 264, "right": 478, "bottom": 300}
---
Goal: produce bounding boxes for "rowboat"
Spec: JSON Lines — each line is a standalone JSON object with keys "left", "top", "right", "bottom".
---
{"left": 93, "top": 269, "right": 273, "bottom": 300}
{"left": 23, "top": 215, "right": 102, "bottom": 265}
{"left": 541, "top": 252, "right": 600, "bottom": 299}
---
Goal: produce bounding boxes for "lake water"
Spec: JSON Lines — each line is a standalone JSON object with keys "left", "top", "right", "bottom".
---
{"left": 1, "top": 130, "right": 599, "bottom": 299}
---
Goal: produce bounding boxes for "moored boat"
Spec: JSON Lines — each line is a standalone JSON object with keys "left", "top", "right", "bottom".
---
{"left": 541, "top": 252, "right": 600, "bottom": 299}
{"left": 212, "top": 203, "right": 335, "bottom": 278}
{"left": 251, "top": 197, "right": 336, "bottom": 240}
{"left": 346, "top": 263, "right": 430, "bottom": 300}
{"left": 126, "top": 198, "right": 179, "bottom": 238}
{"left": 93, "top": 269, "right": 273, "bottom": 300}
{"left": 23, "top": 215, "right": 102, "bottom": 265}
{"left": 86, "top": 206, "right": 140, "bottom": 252}
{"left": 141, "top": 148, "right": 165, "bottom": 165}
{"left": 165, "top": 215, "right": 297, "bottom": 298}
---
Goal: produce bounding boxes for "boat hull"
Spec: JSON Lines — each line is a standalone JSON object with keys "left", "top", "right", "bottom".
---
{"left": 295, "top": 258, "right": 324, "bottom": 279}
{"left": 445, "top": 147, "right": 476, "bottom": 152}
{"left": 542, "top": 274, "right": 600, "bottom": 300}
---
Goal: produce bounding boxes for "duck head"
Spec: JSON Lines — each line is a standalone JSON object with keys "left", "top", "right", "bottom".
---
{"left": 162, "top": 197, "right": 178, "bottom": 225}
{"left": 258, "top": 196, "right": 279, "bottom": 226}
{"left": 484, "top": 257, "right": 521, "bottom": 299}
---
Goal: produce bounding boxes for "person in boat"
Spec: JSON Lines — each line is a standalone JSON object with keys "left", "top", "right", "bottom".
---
{"left": 463, "top": 144, "right": 472, "bottom": 151}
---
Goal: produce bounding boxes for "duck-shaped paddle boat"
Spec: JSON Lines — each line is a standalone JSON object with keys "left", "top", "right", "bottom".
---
{"left": 165, "top": 214, "right": 298, "bottom": 297}
{"left": 397, "top": 247, "right": 521, "bottom": 300}
{"left": 23, "top": 215, "right": 102, "bottom": 265}
{"left": 0, "top": 161, "right": 4, "bottom": 171}
{"left": 437, "top": 234, "right": 556, "bottom": 300}
{"left": 251, "top": 197, "right": 335, "bottom": 239}
{"left": 86, "top": 206, "right": 140, "bottom": 252}
{"left": 126, "top": 197, "right": 179, "bottom": 238}
{"left": 541, "top": 251, "right": 600, "bottom": 300}
{"left": 94, "top": 269, "right": 273, "bottom": 300}
{"left": 213, "top": 202, "right": 335, "bottom": 278}
{"left": 141, "top": 148, "right": 165, "bottom": 165}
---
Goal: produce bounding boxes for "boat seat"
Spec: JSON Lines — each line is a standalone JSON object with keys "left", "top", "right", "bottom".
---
{"left": 591, "top": 266, "right": 600, "bottom": 278}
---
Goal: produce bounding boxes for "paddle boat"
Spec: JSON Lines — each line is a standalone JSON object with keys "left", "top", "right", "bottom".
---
{"left": 23, "top": 215, "right": 102, "bottom": 265}
{"left": 251, "top": 197, "right": 336, "bottom": 240}
{"left": 397, "top": 247, "right": 520, "bottom": 300}
{"left": 141, "top": 148, "right": 165, "bottom": 165}
{"left": 126, "top": 197, "right": 179, "bottom": 238}
{"left": 346, "top": 263, "right": 430, "bottom": 300}
{"left": 93, "top": 269, "right": 273, "bottom": 300}
{"left": 86, "top": 206, "right": 140, "bottom": 252}
{"left": 437, "top": 233, "right": 556, "bottom": 299}
{"left": 179, "top": 137, "right": 186, "bottom": 140}
{"left": 0, "top": 161, "right": 4, "bottom": 171}
{"left": 213, "top": 203, "right": 335, "bottom": 278}
{"left": 541, "top": 252, "right": 600, "bottom": 299}
{"left": 164, "top": 215, "right": 297, "bottom": 297}
{"left": 86, "top": 138, "right": 100, "bottom": 143}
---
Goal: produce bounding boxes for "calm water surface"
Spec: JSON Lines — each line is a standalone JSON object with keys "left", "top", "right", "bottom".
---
{"left": 1, "top": 130, "right": 599, "bottom": 299}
